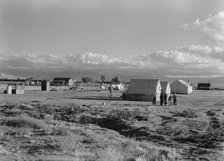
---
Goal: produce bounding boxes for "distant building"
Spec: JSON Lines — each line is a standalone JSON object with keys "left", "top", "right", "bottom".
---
{"left": 197, "top": 83, "right": 211, "bottom": 90}
{"left": 26, "top": 79, "right": 42, "bottom": 86}
{"left": 52, "top": 78, "right": 74, "bottom": 86}
{"left": 170, "top": 80, "right": 193, "bottom": 94}
{"left": 127, "top": 79, "right": 161, "bottom": 101}
{"left": 0, "top": 79, "right": 26, "bottom": 85}
{"left": 41, "top": 80, "right": 50, "bottom": 91}
{"left": 6, "top": 84, "right": 25, "bottom": 94}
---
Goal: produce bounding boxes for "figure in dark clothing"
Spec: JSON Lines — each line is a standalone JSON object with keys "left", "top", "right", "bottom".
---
{"left": 164, "top": 93, "right": 167, "bottom": 106}
{"left": 160, "top": 90, "right": 164, "bottom": 106}
{"left": 173, "top": 93, "right": 177, "bottom": 105}
{"left": 153, "top": 96, "right": 156, "bottom": 105}
{"left": 122, "top": 92, "right": 127, "bottom": 100}
{"left": 109, "top": 84, "right": 113, "bottom": 97}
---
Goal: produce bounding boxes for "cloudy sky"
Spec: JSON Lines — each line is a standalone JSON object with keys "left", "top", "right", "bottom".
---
{"left": 0, "top": 0, "right": 224, "bottom": 79}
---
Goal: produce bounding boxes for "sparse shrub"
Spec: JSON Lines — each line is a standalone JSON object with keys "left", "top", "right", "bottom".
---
{"left": 0, "top": 125, "right": 31, "bottom": 140}
{"left": 139, "top": 147, "right": 182, "bottom": 161}
{"left": 173, "top": 127, "right": 224, "bottom": 149}
{"left": 97, "top": 144, "right": 182, "bottom": 161}
{"left": 37, "top": 105, "right": 55, "bottom": 115}
{"left": 1, "top": 114, "right": 45, "bottom": 129}
{"left": 172, "top": 110, "right": 197, "bottom": 118}
{"left": 53, "top": 126, "right": 69, "bottom": 136}
{"left": 206, "top": 110, "right": 216, "bottom": 116}
{"left": 13, "top": 127, "right": 31, "bottom": 136}
{"left": 97, "top": 146, "right": 125, "bottom": 161}
{"left": 0, "top": 126, "right": 9, "bottom": 135}
{"left": 44, "top": 114, "right": 53, "bottom": 124}
{"left": 66, "top": 150, "right": 96, "bottom": 161}
{"left": 54, "top": 135, "right": 79, "bottom": 152}
{"left": 25, "top": 110, "right": 42, "bottom": 119}
{"left": 210, "top": 116, "right": 221, "bottom": 129}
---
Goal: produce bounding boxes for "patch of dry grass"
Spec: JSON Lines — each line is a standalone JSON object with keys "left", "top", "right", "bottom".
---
{"left": 0, "top": 113, "right": 46, "bottom": 129}
{"left": 53, "top": 126, "right": 69, "bottom": 136}
{"left": 54, "top": 134, "right": 80, "bottom": 152}
{"left": 97, "top": 146, "right": 125, "bottom": 161}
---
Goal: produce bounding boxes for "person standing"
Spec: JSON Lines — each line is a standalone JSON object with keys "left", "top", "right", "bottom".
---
{"left": 173, "top": 93, "right": 177, "bottom": 105}
{"left": 164, "top": 92, "right": 167, "bottom": 106}
{"left": 153, "top": 96, "right": 156, "bottom": 105}
{"left": 160, "top": 90, "right": 164, "bottom": 106}
{"left": 109, "top": 84, "right": 113, "bottom": 97}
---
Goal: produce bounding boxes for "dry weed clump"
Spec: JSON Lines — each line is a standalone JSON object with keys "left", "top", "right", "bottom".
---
{"left": 134, "top": 146, "right": 182, "bottom": 161}
{"left": 0, "top": 125, "right": 11, "bottom": 136}
{"left": 4, "top": 127, "right": 31, "bottom": 136}
{"left": 172, "top": 110, "right": 197, "bottom": 118}
{"left": 173, "top": 126, "right": 224, "bottom": 149}
{"left": 63, "top": 150, "right": 96, "bottom": 161}
{"left": 0, "top": 114, "right": 46, "bottom": 129}
{"left": 53, "top": 135, "right": 97, "bottom": 160}
{"left": 97, "top": 144, "right": 182, "bottom": 161}
{"left": 97, "top": 146, "right": 125, "bottom": 161}
{"left": 54, "top": 134, "right": 80, "bottom": 152}
{"left": 205, "top": 110, "right": 216, "bottom": 116}
{"left": 220, "top": 143, "right": 224, "bottom": 160}
{"left": 52, "top": 126, "right": 69, "bottom": 136}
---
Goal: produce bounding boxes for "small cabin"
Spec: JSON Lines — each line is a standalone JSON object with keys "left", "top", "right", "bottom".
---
{"left": 52, "top": 78, "right": 74, "bottom": 86}
{"left": 6, "top": 84, "right": 25, "bottom": 94}
{"left": 170, "top": 80, "right": 193, "bottom": 94}
{"left": 197, "top": 83, "right": 211, "bottom": 90}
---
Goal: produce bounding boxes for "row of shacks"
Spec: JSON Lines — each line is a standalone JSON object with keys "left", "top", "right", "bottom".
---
{"left": 27, "top": 78, "right": 74, "bottom": 86}
{"left": 3, "top": 78, "right": 74, "bottom": 94}
{"left": 0, "top": 78, "right": 74, "bottom": 86}
{"left": 126, "top": 79, "right": 193, "bottom": 101}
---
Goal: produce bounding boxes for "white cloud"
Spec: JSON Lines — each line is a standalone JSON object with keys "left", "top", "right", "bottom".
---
{"left": 166, "top": 74, "right": 224, "bottom": 78}
{"left": 183, "top": 11, "right": 224, "bottom": 42}
{"left": 0, "top": 45, "right": 224, "bottom": 77}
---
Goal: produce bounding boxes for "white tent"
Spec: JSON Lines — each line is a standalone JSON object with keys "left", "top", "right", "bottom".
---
{"left": 127, "top": 79, "right": 161, "bottom": 101}
{"left": 161, "top": 81, "right": 171, "bottom": 97}
{"left": 170, "top": 80, "right": 193, "bottom": 94}
{"left": 111, "top": 82, "right": 125, "bottom": 91}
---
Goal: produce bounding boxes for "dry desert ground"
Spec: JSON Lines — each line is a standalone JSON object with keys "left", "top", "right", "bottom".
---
{"left": 0, "top": 88, "right": 223, "bottom": 161}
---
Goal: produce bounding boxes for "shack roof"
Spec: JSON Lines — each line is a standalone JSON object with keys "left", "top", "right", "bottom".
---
{"left": 53, "top": 78, "right": 72, "bottom": 81}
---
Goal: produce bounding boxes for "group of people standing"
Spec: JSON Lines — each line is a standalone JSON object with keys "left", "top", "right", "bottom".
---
{"left": 153, "top": 89, "right": 177, "bottom": 106}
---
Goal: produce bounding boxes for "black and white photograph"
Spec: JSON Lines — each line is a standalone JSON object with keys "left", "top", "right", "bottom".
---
{"left": 0, "top": 0, "right": 224, "bottom": 160}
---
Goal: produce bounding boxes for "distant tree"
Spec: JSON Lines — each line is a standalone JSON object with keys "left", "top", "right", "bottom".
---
{"left": 26, "top": 77, "right": 33, "bottom": 81}
{"left": 100, "top": 75, "right": 106, "bottom": 82}
{"left": 82, "top": 76, "right": 94, "bottom": 83}
{"left": 112, "top": 76, "right": 119, "bottom": 83}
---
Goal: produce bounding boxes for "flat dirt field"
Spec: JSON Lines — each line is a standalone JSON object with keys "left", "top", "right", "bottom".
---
{"left": 0, "top": 89, "right": 224, "bottom": 161}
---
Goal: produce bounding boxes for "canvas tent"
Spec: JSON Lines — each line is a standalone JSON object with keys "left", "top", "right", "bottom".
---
{"left": 127, "top": 79, "right": 161, "bottom": 101}
{"left": 170, "top": 80, "right": 193, "bottom": 94}
{"left": 161, "top": 81, "right": 171, "bottom": 97}
{"left": 111, "top": 82, "right": 125, "bottom": 91}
